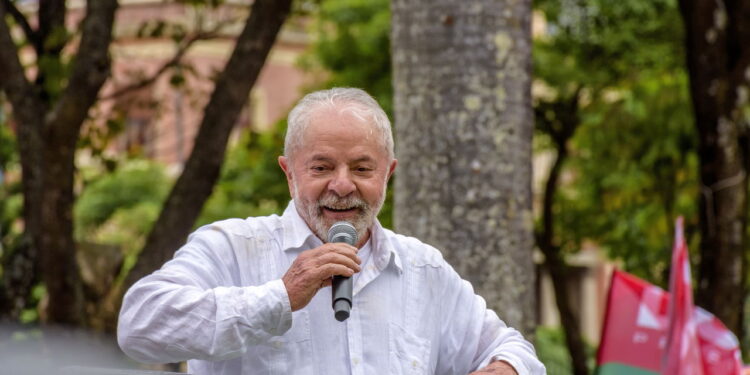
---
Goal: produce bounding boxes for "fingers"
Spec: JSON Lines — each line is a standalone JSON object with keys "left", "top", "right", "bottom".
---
{"left": 282, "top": 243, "right": 362, "bottom": 311}
{"left": 314, "top": 243, "right": 361, "bottom": 265}
{"left": 314, "top": 251, "right": 361, "bottom": 273}
{"left": 319, "top": 263, "right": 356, "bottom": 280}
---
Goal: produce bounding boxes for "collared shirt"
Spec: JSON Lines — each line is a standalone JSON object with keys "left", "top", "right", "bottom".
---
{"left": 118, "top": 202, "right": 545, "bottom": 375}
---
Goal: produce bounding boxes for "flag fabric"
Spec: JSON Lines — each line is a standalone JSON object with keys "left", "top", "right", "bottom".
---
{"left": 596, "top": 218, "right": 743, "bottom": 375}
{"left": 662, "top": 216, "right": 703, "bottom": 374}
{"left": 597, "top": 270, "right": 666, "bottom": 374}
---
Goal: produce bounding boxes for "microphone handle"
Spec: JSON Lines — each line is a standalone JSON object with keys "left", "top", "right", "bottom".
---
{"left": 332, "top": 275, "right": 352, "bottom": 321}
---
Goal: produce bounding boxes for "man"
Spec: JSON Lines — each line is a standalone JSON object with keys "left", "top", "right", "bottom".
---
{"left": 118, "top": 88, "right": 545, "bottom": 375}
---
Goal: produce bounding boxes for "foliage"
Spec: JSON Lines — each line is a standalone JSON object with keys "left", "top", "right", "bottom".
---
{"left": 561, "top": 73, "right": 697, "bottom": 285}
{"left": 73, "top": 120, "right": 290, "bottom": 257}
{"left": 536, "top": 326, "right": 596, "bottom": 374}
{"left": 197, "top": 122, "right": 290, "bottom": 226}
{"left": 533, "top": 0, "right": 695, "bottom": 287}
{"left": 74, "top": 160, "right": 170, "bottom": 249}
{"left": 302, "top": 0, "right": 392, "bottom": 114}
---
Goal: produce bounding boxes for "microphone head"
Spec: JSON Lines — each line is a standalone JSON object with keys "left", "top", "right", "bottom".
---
{"left": 327, "top": 221, "right": 358, "bottom": 246}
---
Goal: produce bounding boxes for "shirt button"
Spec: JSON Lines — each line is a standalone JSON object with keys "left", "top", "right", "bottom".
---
{"left": 273, "top": 341, "right": 283, "bottom": 349}
{"left": 352, "top": 358, "right": 360, "bottom": 366}
{"left": 412, "top": 360, "right": 419, "bottom": 369}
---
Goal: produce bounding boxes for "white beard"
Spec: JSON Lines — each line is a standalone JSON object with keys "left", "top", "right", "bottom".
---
{"left": 292, "top": 180, "right": 386, "bottom": 244}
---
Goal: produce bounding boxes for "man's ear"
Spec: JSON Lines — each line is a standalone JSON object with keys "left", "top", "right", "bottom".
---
{"left": 387, "top": 159, "right": 398, "bottom": 181}
{"left": 278, "top": 155, "right": 291, "bottom": 178}
{"left": 278, "top": 156, "right": 295, "bottom": 197}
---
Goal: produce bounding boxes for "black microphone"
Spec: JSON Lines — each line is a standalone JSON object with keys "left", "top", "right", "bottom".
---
{"left": 327, "top": 221, "right": 358, "bottom": 322}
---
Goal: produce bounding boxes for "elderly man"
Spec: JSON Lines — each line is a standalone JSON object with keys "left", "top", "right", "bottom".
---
{"left": 118, "top": 88, "right": 545, "bottom": 375}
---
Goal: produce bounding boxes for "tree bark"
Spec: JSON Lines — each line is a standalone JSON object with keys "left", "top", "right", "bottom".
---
{"left": 678, "top": 0, "right": 750, "bottom": 337}
{"left": 0, "top": 0, "right": 45, "bottom": 319}
{"left": 391, "top": 0, "right": 536, "bottom": 335}
{"left": 123, "top": 0, "right": 293, "bottom": 290}
{"left": 42, "top": 0, "right": 118, "bottom": 326}
{"left": 0, "top": 0, "right": 118, "bottom": 325}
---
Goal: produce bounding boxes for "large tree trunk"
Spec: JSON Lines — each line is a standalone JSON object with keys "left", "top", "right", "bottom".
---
{"left": 391, "top": 0, "right": 536, "bottom": 334}
{"left": 122, "top": 0, "right": 293, "bottom": 291}
{"left": 678, "top": 0, "right": 750, "bottom": 337}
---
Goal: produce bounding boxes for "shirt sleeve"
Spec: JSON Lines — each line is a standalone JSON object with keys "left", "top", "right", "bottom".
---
{"left": 117, "top": 225, "right": 293, "bottom": 364}
{"left": 475, "top": 309, "right": 547, "bottom": 375}
{"left": 436, "top": 266, "right": 546, "bottom": 375}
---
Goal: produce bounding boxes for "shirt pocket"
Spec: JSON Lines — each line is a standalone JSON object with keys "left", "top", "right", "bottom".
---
{"left": 389, "top": 322, "right": 431, "bottom": 375}
{"left": 247, "top": 310, "right": 315, "bottom": 375}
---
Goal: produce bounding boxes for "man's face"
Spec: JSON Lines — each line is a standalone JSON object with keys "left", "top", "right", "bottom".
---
{"left": 278, "top": 105, "right": 397, "bottom": 245}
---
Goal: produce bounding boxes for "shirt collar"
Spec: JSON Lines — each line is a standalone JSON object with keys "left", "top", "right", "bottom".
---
{"left": 281, "top": 200, "right": 322, "bottom": 251}
{"left": 280, "top": 200, "right": 402, "bottom": 273}
{"left": 369, "top": 218, "right": 403, "bottom": 273}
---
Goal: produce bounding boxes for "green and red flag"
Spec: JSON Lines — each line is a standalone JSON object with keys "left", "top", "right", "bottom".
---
{"left": 596, "top": 218, "right": 742, "bottom": 375}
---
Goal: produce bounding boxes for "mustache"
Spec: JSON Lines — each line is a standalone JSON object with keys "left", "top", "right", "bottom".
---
{"left": 317, "top": 194, "right": 369, "bottom": 211}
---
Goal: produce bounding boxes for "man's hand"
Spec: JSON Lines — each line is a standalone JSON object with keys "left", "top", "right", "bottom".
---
{"left": 282, "top": 243, "right": 361, "bottom": 311}
{"left": 469, "top": 360, "right": 519, "bottom": 375}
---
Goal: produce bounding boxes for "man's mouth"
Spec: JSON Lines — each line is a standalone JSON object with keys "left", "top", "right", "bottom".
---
{"left": 323, "top": 206, "right": 358, "bottom": 213}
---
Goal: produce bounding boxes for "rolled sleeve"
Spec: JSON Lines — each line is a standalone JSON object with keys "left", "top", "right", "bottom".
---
{"left": 475, "top": 310, "right": 546, "bottom": 375}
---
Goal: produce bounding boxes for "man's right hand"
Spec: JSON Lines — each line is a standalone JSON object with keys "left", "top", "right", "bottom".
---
{"left": 282, "top": 243, "right": 361, "bottom": 311}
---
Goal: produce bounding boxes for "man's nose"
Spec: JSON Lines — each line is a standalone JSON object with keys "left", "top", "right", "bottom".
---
{"left": 329, "top": 168, "right": 356, "bottom": 197}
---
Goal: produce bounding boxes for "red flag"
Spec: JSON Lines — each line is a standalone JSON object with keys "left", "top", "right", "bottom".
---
{"left": 597, "top": 270, "right": 666, "bottom": 374}
{"left": 662, "top": 217, "right": 703, "bottom": 374}
{"left": 597, "top": 218, "right": 743, "bottom": 374}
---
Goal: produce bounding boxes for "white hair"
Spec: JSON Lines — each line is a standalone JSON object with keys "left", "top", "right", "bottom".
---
{"left": 284, "top": 87, "right": 394, "bottom": 160}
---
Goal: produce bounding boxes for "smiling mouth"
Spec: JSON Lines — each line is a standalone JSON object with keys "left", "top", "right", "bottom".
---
{"left": 323, "top": 206, "right": 357, "bottom": 212}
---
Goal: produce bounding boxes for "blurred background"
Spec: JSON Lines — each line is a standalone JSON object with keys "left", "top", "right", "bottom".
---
{"left": 0, "top": 0, "right": 747, "bottom": 373}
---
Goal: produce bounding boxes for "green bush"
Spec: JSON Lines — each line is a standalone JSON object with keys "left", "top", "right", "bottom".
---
{"left": 75, "top": 159, "right": 170, "bottom": 241}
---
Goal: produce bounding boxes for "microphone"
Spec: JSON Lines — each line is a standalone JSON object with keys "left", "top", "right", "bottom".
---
{"left": 327, "top": 221, "right": 358, "bottom": 322}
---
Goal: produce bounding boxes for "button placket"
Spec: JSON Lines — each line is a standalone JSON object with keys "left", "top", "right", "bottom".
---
{"left": 346, "top": 304, "right": 365, "bottom": 375}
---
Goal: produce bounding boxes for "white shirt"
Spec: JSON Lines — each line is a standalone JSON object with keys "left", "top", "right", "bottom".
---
{"left": 118, "top": 202, "right": 545, "bottom": 375}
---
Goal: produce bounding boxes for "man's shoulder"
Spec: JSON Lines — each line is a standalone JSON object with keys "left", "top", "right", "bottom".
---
{"left": 379, "top": 228, "right": 447, "bottom": 269}
{"left": 192, "top": 213, "right": 283, "bottom": 240}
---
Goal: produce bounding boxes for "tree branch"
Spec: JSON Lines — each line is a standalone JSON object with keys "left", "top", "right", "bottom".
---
{"left": 0, "top": 0, "right": 39, "bottom": 53}
{"left": 0, "top": 1, "right": 43, "bottom": 123}
{"left": 124, "top": 0, "right": 293, "bottom": 290}
{"left": 38, "top": 0, "right": 66, "bottom": 55}
{"left": 102, "top": 29, "right": 220, "bottom": 101}
{"left": 47, "top": 0, "right": 118, "bottom": 144}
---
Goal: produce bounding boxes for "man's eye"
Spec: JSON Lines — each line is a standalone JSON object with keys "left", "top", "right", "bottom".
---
{"left": 356, "top": 167, "right": 372, "bottom": 173}
{"left": 311, "top": 166, "right": 327, "bottom": 172}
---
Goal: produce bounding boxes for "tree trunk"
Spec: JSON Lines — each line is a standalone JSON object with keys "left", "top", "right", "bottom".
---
{"left": 123, "top": 0, "right": 293, "bottom": 291}
{"left": 534, "top": 92, "right": 588, "bottom": 374}
{"left": 0, "top": 0, "right": 48, "bottom": 321}
{"left": 391, "top": 0, "right": 536, "bottom": 335}
{"left": 0, "top": 0, "right": 118, "bottom": 325}
{"left": 678, "top": 0, "right": 750, "bottom": 337}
